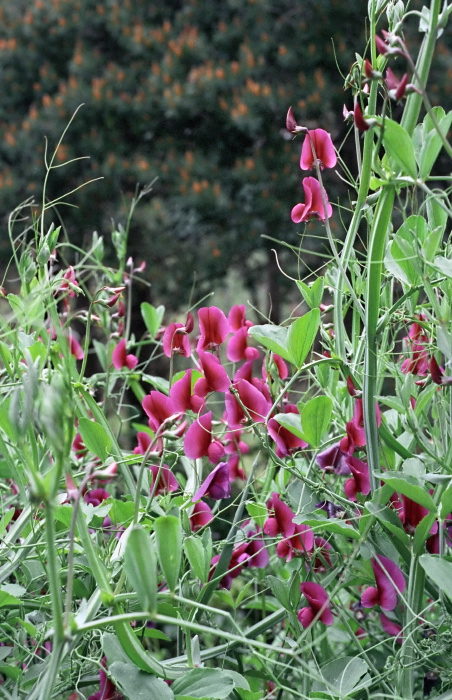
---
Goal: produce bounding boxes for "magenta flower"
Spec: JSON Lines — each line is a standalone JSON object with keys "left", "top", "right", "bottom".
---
{"left": 300, "top": 129, "right": 337, "bottom": 170}
{"left": 361, "top": 555, "right": 406, "bottom": 611}
{"left": 112, "top": 338, "right": 138, "bottom": 370}
{"left": 133, "top": 431, "right": 162, "bottom": 458}
{"left": 225, "top": 378, "right": 272, "bottom": 428}
{"left": 190, "top": 500, "right": 213, "bottom": 532}
{"left": 194, "top": 351, "right": 230, "bottom": 397}
{"left": 401, "top": 319, "right": 430, "bottom": 376}
{"left": 227, "top": 326, "right": 252, "bottom": 362}
{"left": 88, "top": 657, "right": 120, "bottom": 700}
{"left": 380, "top": 612, "right": 403, "bottom": 643}
{"left": 184, "top": 411, "right": 225, "bottom": 463}
{"left": 227, "top": 453, "right": 246, "bottom": 480}
{"left": 343, "top": 455, "right": 371, "bottom": 501}
{"left": 267, "top": 404, "right": 308, "bottom": 457}
{"left": 263, "top": 492, "right": 296, "bottom": 538}
{"left": 197, "top": 306, "right": 230, "bottom": 352}
{"left": 298, "top": 582, "right": 333, "bottom": 628}
{"left": 162, "top": 322, "right": 191, "bottom": 358}
{"left": 84, "top": 488, "right": 110, "bottom": 507}
{"left": 68, "top": 330, "right": 84, "bottom": 360}
{"left": 397, "top": 494, "right": 438, "bottom": 536}
{"left": 192, "top": 462, "right": 231, "bottom": 501}
{"left": 276, "top": 523, "right": 314, "bottom": 562}
{"left": 429, "top": 355, "right": 452, "bottom": 386}
{"left": 210, "top": 529, "right": 269, "bottom": 588}
{"left": 170, "top": 369, "right": 205, "bottom": 414}
{"left": 291, "top": 177, "right": 333, "bottom": 223}
{"left": 228, "top": 304, "right": 253, "bottom": 332}
{"left": 149, "top": 464, "right": 179, "bottom": 495}
{"left": 142, "top": 391, "right": 177, "bottom": 432}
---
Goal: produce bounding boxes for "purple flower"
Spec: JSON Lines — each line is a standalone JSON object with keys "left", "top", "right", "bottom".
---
{"left": 316, "top": 443, "right": 350, "bottom": 474}
{"left": 192, "top": 462, "right": 231, "bottom": 501}
{"left": 361, "top": 555, "right": 406, "bottom": 611}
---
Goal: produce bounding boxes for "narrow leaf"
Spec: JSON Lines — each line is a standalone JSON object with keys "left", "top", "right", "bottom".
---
{"left": 124, "top": 524, "right": 158, "bottom": 612}
{"left": 154, "top": 515, "right": 182, "bottom": 593}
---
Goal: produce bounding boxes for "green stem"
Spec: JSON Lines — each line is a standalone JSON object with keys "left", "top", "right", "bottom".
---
{"left": 363, "top": 185, "right": 395, "bottom": 494}
{"left": 397, "top": 555, "right": 425, "bottom": 699}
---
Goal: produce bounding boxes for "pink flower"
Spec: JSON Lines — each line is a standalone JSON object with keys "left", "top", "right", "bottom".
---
{"left": 149, "top": 464, "right": 179, "bottom": 495}
{"left": 112, "top": 338, "right": 138, "bottom": 370}
{"left": 401, "top": 319, "right": 430, "bottom": 376}
{"left": 162, "top": 322, "right": 191, "bottom": 358}
{"left": 298, "top": 582, "right": 333, "bottom": 628}
{"left": 190, "top": 501, "right": 213, "bottom": 531}
{"left": 316, "top": 443, "right": 350, "bottom": 474}
{"left": 84, "top": 488, "right": 110, "bottom": 507}
{"left": 225, "top": 378, "right": 272, "bottom": 428}
{"left": 210, "top": 529, "right": 269, "bottom": 588}
{"left": 267, "top": 404, "right": 308, "bottom": 457}
{"left": 300, "top": 129, "right": 337, "bottom": 170}
{"left": 361, "top": 555, "right": 406, "bottom": 611}
{"left": 194, "top": 351, "right": 230, "bottom": 397}
{"left": 142, "top": 392, "right": 177, "bottom": 432}
{"left": 170, "top": 369, "right": 205, "bottom": 414}
{"left": 68, "top": 330, "right": 84, "bottom": 360}
{"left": 291, "top": 177, "right": 333, "bottom": 223}
{"left": 197, "top": 306, "right": 230, "bottom": 352}
{"left": 58, "top": 266, "right": 81, "bottom": 298}
{"left": 380, "top": 612, "right": 403, "bottom": 643}
{"left": 276, "top": 523, "right": 314, "bottom": 562}
{"left": 263, "top": 492, "right": 296, "bottom": 538}
{"left": 343, "top": 455, "right": 371, "bottom": 501}
{"left": 183, "top": 411, "right": 225, "bottom": 463}
{"left": 192, "top": 462, "right": 231, "bottom": 501}
{"left": 228, "top": 304, "right": 252, "bottom": 332}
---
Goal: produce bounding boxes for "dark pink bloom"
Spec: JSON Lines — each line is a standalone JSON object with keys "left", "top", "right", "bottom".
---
{"left": 291, "top": 177, "right": 333, "bottom": 223}
{"left": 263, "top": 492, "right": 295, "bottom": 538}
{"left": 227, "top": 454, "right": 246, "bottom": 480}
{"left": 149, "top": 464, "right": 179, "bottom": 495}
{"left": 184, "top": 411, "right": 225, "bottom": 463}
{"left": 197, "top": 306, "right": 230, "bottom": 352}
{"left": 361, "top": 555, "right": 406, "bottom": 611}
{"left": 380, "top": 612, "right": 403, "bottom": 642}
{"left": 300, "top": 129, "right": 337, "bottom": 170}
{"left": 133, "top": 430, "right": 163, "bottom": 457}
{"left": 192, "top": 462, "right": 231, "bottom": 501}
{"left": 286, "top": 106, "right": 304, "bottom": 134}
{"left": 312, "top": 536, "right": 333, "bottom": 572}
{"left": 225, "top": 378, "right": 272, "bottom": 427}
{"left": 276, "top": 523, "right": 314, "bottom": 562}
{"left": 223, "top": 429, "right": 249, "bottom": 455}
{"left": 397, "top": 495, "right": 438, "bottom": 536}
{"left": 58, "top": 266, "right": 81, "bottom": 298}
{"left": 228, "top": 304, "right": 252, "bottom": 332}
{"left": 210, "top": 529, "right": 269, "bottom": 588}
{"left": 340, "top": 398, "right": 381, "bottom": 453}
{"left": 142, "top": 392, "right": 177, "bottom": 432}
{"left": 194, "top": 351, "right": 230, "bottom": 397}
{"left": 84, "top": 488, "right": 110, "bottom": 507}
{"left": 386, "top": 68, "right": 408, "bottom": 100}
{"left": 162, "top": 322, "right": 191, "bottom": 358}
{"left": 190, "top": 500, "right": 213, "bottom": 532}
{"left": 353, "top": 101, "right": 371, "bottom": 132}
{"left": 429, "top": 356, "right": 452, "bottom": 386}
{"left": 88, "top": 657, "right": 121, "bottom": 700}
{"left": 267, "top": 404, "right": 308, "bottom": 457}
{"left": 298, "top": 582, "right": 333, "bottom": 628}
{"left": 68, "top": 330, "right": 84, "bottom": 360}
{"left": 272, "top": 354, "right": 289, "bottom": 380}
{"left": 170, "top": 369, "right": 205, "bottom": 414}
{"left": 227, "top": 326, "right": 252, "bottom": 362}
{"left": 316, "top": 443, "right": 350, "bottom": 474}
{"left": 344, "top": 455, "right": 371, "bottom": 501}
{"left": 112, "top": 338, "right": 138, "bottom": 370}
{"left": 401, "top": 319, "right": 430, "bottom": 376}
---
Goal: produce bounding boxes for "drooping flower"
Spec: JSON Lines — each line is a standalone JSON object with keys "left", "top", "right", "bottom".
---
{"left": 142, "top": 392, "right": 177, "bottom": 432}
{"left": 162, "top": 318, "right": 192, "bottom": 358}
{"left": 361, "top": 555, "right": 406, "bottom": 611}
{"left": 380, "top": 612, "right": 403, "bottom": 642}
{"left": 291, "top": 177, "right": 333, "bottom": 223}
{"left": 300, "top": 129, "right": 337, "bottom": 170}
{"left": 401, "top": 318, "right": 430, "bottom": 376}
{"left": 192, "top": 462, "right": 231, "bottom": 501}
{"left": 429, "top": 355, "right": 452, "bottom": 386}
{"left": 197, "top": 306, "right": 230, "bottom": 352}
{"left": 298, "top": 582, "right": 333, "bottom": 628}
{"left": 225, "top": 378, "right": 272, "bottom": 428}
{"left": 316, "top": 442, "right": 350, "bottom": 474}
{"left": 343, "top": 455, "right": 371, "bottom": 501}
{"left": 194, "top": 351, "right": 230, "bottom": 397}
{"left": 112, "top": 338, "right": 138, "bottom": 370}
{"left": 276, "top": 523, "right": 314, "bottom": 562}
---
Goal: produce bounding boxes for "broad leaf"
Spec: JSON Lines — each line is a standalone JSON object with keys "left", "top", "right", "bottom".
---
{"left": 124, "top": 524, "right": 158, "bottom": 612}
{"left": 382, "top": 118, "right": 418, "bottom": 178}
{"left": 419, "top": 554, "right": 452, "bottom": 601}
{"left": 376, "top": 472, "right": 436, "bottom": 511}
{"left": 141, "top": 303, "right": 165, "bottom": 340}
{"left": 248, "top": 325, "right": 291, "bottom": 362}
{"left": 287, "top": 308, "right": 320, "bottom": 368}
{"left": 299, "top": 395, "right": 332, "bottom": 447}
{"left": 78, "top": 417, "right": 112, "bottom": 461}
{"left": 274, "top": 412, "right": 305, "bottom": 440}
{"left": 109, "top": 661, "right": 174, "bottom": 700}
{"left": 171, "top": 668, "right": 235, "bottom": 699}
{"left": 312, "top": 656, "right": 370, "bottom": 697}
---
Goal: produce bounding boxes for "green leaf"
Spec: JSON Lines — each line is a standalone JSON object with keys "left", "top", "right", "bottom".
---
{"left": 248, "top": 325, "right": 291, "bottom": 362}
{"left": 413, "top": 513, "right": 437, "bottom": 556}
{"left": 0, "top": 508, "right": 14, "bottom": 536}
{"left": 433, "top": 256, "right": 452, "bottom": 278}
{"left": 0, "top": 590, "right": 22, "bottom": 607}
{"left": 78, "top": 417, "right": 112, "bottom": 462}
{"left": 154, "top": 515, "right": 182, "bottom": 592}
{"left": 296, "top": 277, "right": 324, "bottom": 309}
{"left": 299, "top": 395, "right": 332, "bottom": 448}
{"left": 273, "top": 412, "right": 305, "bottom": 440}
{"left": 381, "top": 118, "right": 418, "bottom": 178}
{"left": 413, "top": 107, "right": 452, "bottom": 179}
{"left": 184, "top": 536, "right": 209, "bottom": 584}
{"left": 440, "top": 483, "right": 452, "bottom": 519}
{"left": 245, "top": 501, "right": 267, "bottom": 528}
{"left": 141, "top": 303, "right": 165, "bottom": 340}
{"left": 363, "top": 502, "right": 410, "bottom": 547}
{"left": 124, "top": 524, "right": 158, "bottom": 612}
{"left": 267, "top": 575, "right": 291, "bottom": 610}
{"left": 171, "top": 668, "right": 235, "bottom": 699}
{"left": 109, "top": 661, "right": 175, "bottom": 700}
{"left": 293, "top": 513, "right": 360, "bottom": 540}
{"left": 376, "top": 472, "right": 436, "bottom": 511}
{"left": 312, "top": 656, "right": 370, "bottom": 697}
{"left": 287, "top": 308, "right": 320, "bottom": 368}
{"left": 419, "top": 554, "right": 452, "bottom": 601}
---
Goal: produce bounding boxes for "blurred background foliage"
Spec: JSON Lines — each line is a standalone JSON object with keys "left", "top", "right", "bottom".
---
{"left": 0, "top": 0, "right": 451, "bottom": 317}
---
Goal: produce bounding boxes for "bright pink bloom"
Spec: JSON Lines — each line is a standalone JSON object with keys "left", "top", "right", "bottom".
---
{"left": 227, "top": 454, "right": 246, "bottom": 480}
{"left": 276, "top": 523, "right": 314, "bottom": 562}
{"left": 227, "top": 326, "right": 252, "bottom": 362}
{"left": 192, "top": 462, "right": 231, "bottom": 501}
{"left": 210, "top": 529, "right": 269, "bottom": 588}
{"left": 184, "top": 411, "right": 225, "bottom": 463}
{"left": 298, "top": 582, "right": 333, "bottom": 628}
{"left": 170, "top": 369, "right": 205, "bottom": 414}
{"left": 142, "top": 392, "right": 177, "bottom": 432}
{"left": 112, "top": 338, "right": 138, "bottom": 370}
{"left": 380, "top": 612, "right": 403, "bottom": 642}
{"left": 197, "top": 306, "right": 230, "bottom": 351}
{"left": 291, "top": 177, "right": 333, "bottom": 223}
{"left": 361, "top": 555, "right": 406, "bottom": 611}
{"left": 300, "top": 129, "right": 337, "bottom": 170}
{"left": 194, "top": 351, "right": 230, "bottom": 396}
{"left": 149, "top": 464, "right": 179, "bottom": 495}
{"left": 225, "top": 378, "right": 272, "bottom": 427}
{"left": 228, "top": 304, "right": 252, "bottom": 332}
{"left": 344, "top": 455, "right": 371, "bottom": 501}
{"left": 267, "top": 404, "right": 308, "bottom": 457}
{"left": 190, "top": 501, "right": 213, "bottom": 531}
{"left": 133, "top": 430, "right": 162, "bottom": 457}
{"left": 162, "top": 322, "right": 191, "bottom": 358}
{"left": 263, "top": 492, "right": 295, "bottom": 538}
{"left": 58, "top": 266, "right": 81, "bottom": 298}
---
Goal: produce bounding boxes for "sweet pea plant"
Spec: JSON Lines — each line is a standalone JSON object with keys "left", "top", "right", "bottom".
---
{"left": 2, "top": 0, "right": 452, "bottom": 698}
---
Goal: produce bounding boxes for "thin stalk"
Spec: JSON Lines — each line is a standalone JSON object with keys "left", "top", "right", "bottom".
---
{"left": 363, "top": 185, "right": 395, "bottom": 494}
{"left": 397, "top": 555, "right": 425, "bottom": 698}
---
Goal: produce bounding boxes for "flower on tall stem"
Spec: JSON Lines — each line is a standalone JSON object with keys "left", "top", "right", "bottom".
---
{"left": 291, "top": 177, "right": 333, "bottom": 223}
{"left": 300, "top": 129, "right": 337, "bottom": 170}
